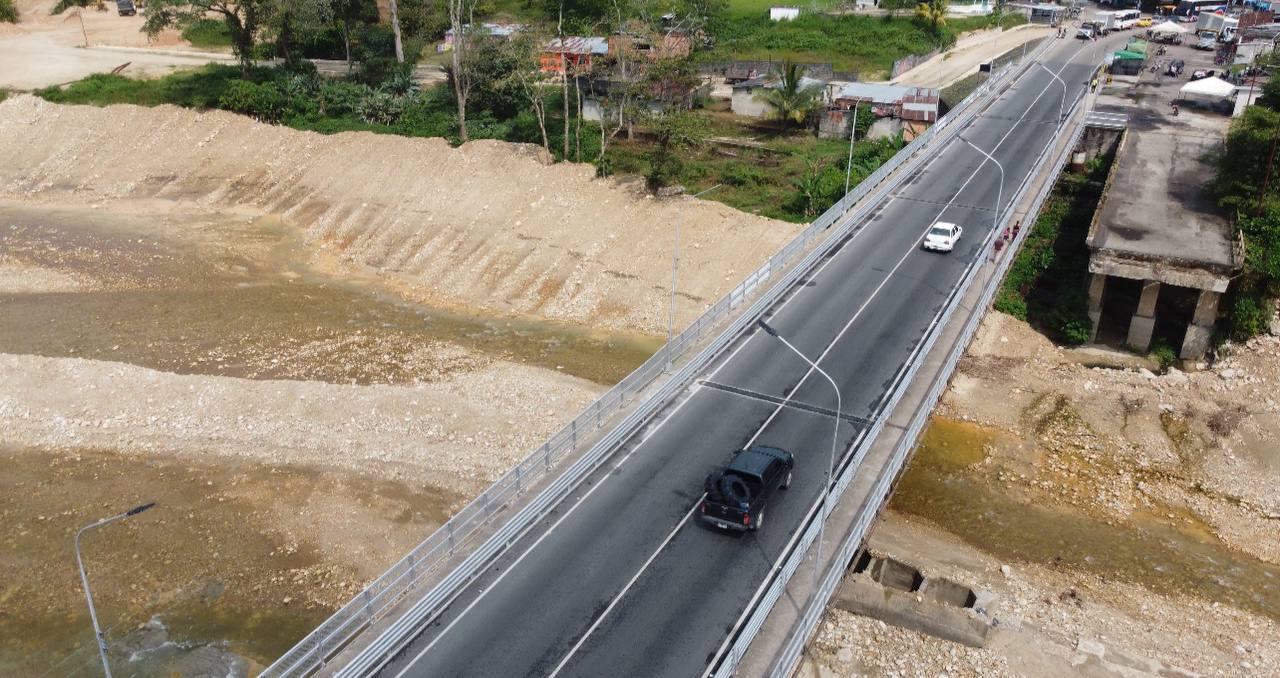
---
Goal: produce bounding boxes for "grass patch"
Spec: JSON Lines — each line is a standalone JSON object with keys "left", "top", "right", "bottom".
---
{"left": 1, "top": 0, "right": 18, "bottom": 23}
{"left": 181, "top": 18, "right": 233, "bottom": 49}
{"left": 603, "top": 102, "right": 902, "bottom": 222}
{"left": 703, "top": 13, "right": 1026, "bottom": 78}
{"left": 36, "top": 66, "right": 251, "bottom": 108}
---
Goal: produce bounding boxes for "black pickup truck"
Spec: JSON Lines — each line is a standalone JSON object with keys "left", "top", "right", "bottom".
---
{"left": 700, "top": 446, "right": 794, "bottom": 532}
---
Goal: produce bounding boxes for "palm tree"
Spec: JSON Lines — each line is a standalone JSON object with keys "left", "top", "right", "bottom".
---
{"left": 755, "top": 60, "right": 825, "bottom": 127}
{"left": 915, "top": 0, "right": 948, "bottom": 34}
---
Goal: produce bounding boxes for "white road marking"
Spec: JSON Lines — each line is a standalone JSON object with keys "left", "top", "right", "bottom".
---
{"left": 395, "top": 44, "right": 1092, "bottom": 678}
{"left": 545, "top": 499, "right": 704, "bottom": 678}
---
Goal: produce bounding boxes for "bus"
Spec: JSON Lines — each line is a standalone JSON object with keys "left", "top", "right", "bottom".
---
{"left": 1113, "top": 9, "right": 1141, "bottom": 28}
{"left": 1172, "top": 0, "right": 1227, "bottom": 17}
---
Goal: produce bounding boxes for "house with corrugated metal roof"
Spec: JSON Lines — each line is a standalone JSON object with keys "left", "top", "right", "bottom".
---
{"left": 818, "top": 82, "right": 940, "bottom": 140}
{"left": 540, "top": 37, "right": 610, "bottom": 74}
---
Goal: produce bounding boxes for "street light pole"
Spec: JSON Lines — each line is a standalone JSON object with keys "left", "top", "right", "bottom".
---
{"left": 667, "top": 184, "right": 723, "bottom": 371}
{"left": 843, "top": 104, "right": 861, "bottom": 198}
{"left": 959, "top": 137, "right": 1005, "bottom": 235}
{"left": 75, "top": 502, "right": 156, "bottom": 678}
{"left": 757, "top": 319, "right": 841, "bottom": 591}
{"left": 1036, "top": 61, "right": 1068, "bottom": 125}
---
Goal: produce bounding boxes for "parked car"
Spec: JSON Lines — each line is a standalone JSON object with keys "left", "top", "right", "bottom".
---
{"left": 116, "top": 0, "right": 137, "bottom": 15}
{"left": 700, "top": 446, "right": 794, "bottom": 532}
{"left": 1194, "top": 34, "right": 1217, "bottom": 50}
{"left": 1167, "top": 59, "right": 1186, "bottom": 77}
{"left": 922, "top": 221, "right": 963, "bottom": 253}
{"left": 1137, "top": 16, "right": 1153, "bottom": 27}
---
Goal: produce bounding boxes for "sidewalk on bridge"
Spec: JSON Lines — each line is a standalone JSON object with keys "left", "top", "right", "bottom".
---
{"left": 732, "top": 68, "right": 1093, "bottom": 678}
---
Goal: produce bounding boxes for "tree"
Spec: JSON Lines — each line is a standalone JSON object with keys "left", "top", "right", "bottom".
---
{"left": 645, "top": 110, "right": 708, "bottom": 188}
{"left": 145, "top": 0, "right": 269, "bottom": 74}
{"left": 754, "top": 60, "right": 824, "bottom": 127}
{"left": 503, "top": 34, "right": 554, "bottom": 155}
{"left": 389, "top": 0, "right": 405, "bottom": 62}
{"left": 447, "top": 0, "right": 479, "bottom": 140}
{"left": 914, "top": 0, "right": 948, "bottom": 34}
{"left": 267, "top": 0, "right": 334, "bottom": 67}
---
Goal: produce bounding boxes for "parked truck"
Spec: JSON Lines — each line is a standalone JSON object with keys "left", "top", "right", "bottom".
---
{"left": 1196, "top": 12, "right": 1239, "bottom": 39}
{"left": 1093, "top": 11, "right": 1118, "bottom": 33}
{"left": 116, "top": 0, "right": 137, "bottom": 15}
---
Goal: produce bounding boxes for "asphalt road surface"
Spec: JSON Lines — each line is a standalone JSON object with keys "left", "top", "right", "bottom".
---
{"left": 378, "top": 36, "right": 1110, "bottom": 678}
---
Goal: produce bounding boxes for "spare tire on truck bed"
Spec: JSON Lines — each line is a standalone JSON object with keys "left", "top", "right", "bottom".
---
{"left": 718, "top": 473, "right": 751, "bottom": 506}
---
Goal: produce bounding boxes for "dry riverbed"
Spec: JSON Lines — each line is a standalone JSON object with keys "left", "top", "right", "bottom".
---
{"left": 0, "top": 201, "right": 616, "bottom": 674}
{"left": 805, "top": 312, "right": 1280, "bottom": 677}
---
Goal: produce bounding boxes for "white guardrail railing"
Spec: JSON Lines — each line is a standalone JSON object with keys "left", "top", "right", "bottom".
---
{"left": 262, "top": 37, "right": 1054, "bottom": 678}
{"left": 752, "top": 88, "right": 1092, "bottom": 678}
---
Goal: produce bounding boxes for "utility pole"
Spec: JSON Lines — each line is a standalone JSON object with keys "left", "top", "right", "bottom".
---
{"left": 843, "top": 104, "right": 861, "bottom": 197}
{"left": 667, "top": 184, "right": 723, "bottom": 370}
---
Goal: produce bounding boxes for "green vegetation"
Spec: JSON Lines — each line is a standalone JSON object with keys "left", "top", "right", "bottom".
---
{"left": 1212, "top": 77, "right": 1280, "bottom": 340}
{"left": 703, "top": 12, "right": 1026, "bottom": 77}
{"left": 0, "top": 0, "right": 18, "bottom": 23}
{"left": 753, "top": 59, "right": 823, "bottom": 126}
{"left": 607, "top": 102, "right": 899, "bottom": 221}
{"left": 181, "top": 18, "right": 235, "bottom": 48}
{"left": 50, "top": 0, "right": 91, "bottom": 14}
{"left": 994, "top": 153, "right": 1113, "bottom": 345}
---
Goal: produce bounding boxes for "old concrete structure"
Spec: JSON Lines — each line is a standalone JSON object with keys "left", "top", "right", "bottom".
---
{"left": 1084, "top": 105, "right": 1243, "bottom": 359}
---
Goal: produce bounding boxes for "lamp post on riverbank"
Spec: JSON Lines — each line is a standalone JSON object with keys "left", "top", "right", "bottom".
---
{"left": 75, "top": 501, "right": 157, "bottom": 678}
{"left": 667, "top": 184, "right": 723, "bottom": 370}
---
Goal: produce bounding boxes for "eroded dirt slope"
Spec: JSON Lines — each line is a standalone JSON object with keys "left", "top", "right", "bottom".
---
{"left": 0, "top": 95, "right": 801, "bottom": 333}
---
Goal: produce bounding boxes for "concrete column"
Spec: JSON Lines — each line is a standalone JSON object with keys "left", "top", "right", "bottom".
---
{"left": 1126, "top": 280, "right": 1160, "bottom": 351}
{"left": 1087, "top": 273, "right": 1106, "bottom": 342}
{"left": 1180, "top": 289, "right": 1221, "bottom": 359}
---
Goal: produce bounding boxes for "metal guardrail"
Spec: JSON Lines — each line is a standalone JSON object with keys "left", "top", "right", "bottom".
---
{"left": 261, "top": 38, "right": 1051, "bottom": 678}
{"left": 705, "top": 47, "right": 1077, "bottom": 678}
{"left": 761, "top": 86, "right": 1092, "bottom": 678}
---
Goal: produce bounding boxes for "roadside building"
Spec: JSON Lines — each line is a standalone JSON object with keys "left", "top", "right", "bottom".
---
{"left": 608, "top": 28, "right": 693, "bottom": 62}
{"left": 1008, "top": 3, "right": 1068, "bottom": 24}
{"left": 769, "top": 6, "right": 800, "bottom": 21}
{"left": 439, "top": 22, "right": 524, "bottom": 51}
{"left": 730, "top": 75, "right": 829, "bottom": 118}
{"left": 540, "top": 37, "right": 610, "bottom": 74}
{"left": 817, "top": 82, "right": 939, "bottom": 140}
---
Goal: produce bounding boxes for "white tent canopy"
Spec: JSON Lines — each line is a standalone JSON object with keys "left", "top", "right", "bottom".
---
{"left": 1151, "top": 20, "right": 1190, "bottom": 34}
{"left": 1180, "top": 76, "right": 1236, "bottom": 98}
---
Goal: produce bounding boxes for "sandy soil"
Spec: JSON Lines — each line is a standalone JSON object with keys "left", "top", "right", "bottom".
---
{"left": 0, "top": 95, "right": 801, "bottom": 334}
{"left": 803, "top": 312, "right": 1280, "bottom": 677}
{"left": 0, "top": 184, "right": 623, "bottom": 673}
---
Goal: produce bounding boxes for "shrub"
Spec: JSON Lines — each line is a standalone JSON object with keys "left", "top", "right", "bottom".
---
{"left": 355, "top": 90, "right": 403, "bottom": 125}
{"left": 1227, "top": 292, "right": 1270, "bottom": 340}
{"left": 994, "top": 287, "right": 1028, "bottom": 320}
{"left": 181, "top": 18, "right": 231, "bottom": 48}
{"left": 318, "top": 81, "right": 370, "bottom": 117}
{"left": 0, "top": 0, "right": 18, "bottom": 23}
{"left": 218, "top": 80, "right": 287, "bottom": 122}
{"left": 1150, "top": 341, "right": 1177, "bottom": 372}
{"left": 50, "top": 0, "right": 89, "bottom": 14}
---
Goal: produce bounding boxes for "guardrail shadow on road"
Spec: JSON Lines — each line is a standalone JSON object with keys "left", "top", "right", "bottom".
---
{"left": 261, "top": 36, "right": 1060, "bottom": 678}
